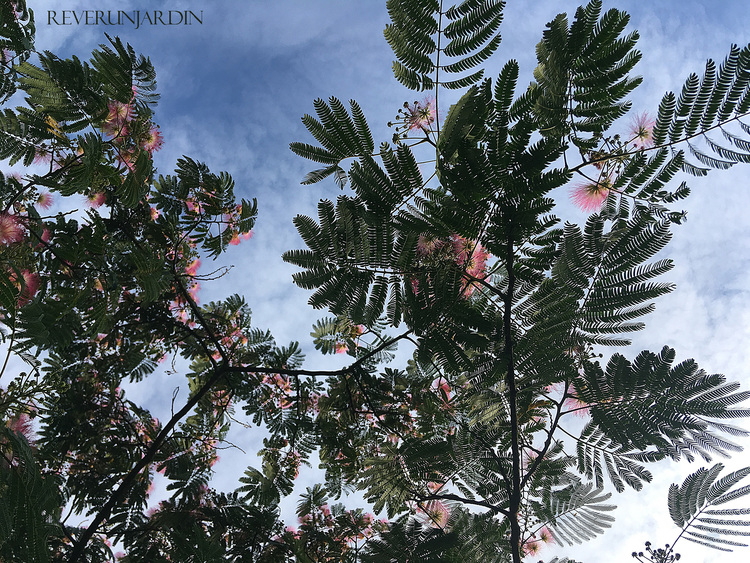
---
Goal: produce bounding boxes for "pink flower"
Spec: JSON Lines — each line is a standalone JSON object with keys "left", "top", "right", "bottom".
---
{"left": 185, "top": 259, "right": 201, "bottom": 277}
{"left": 0, "top": 213, "right": 24, "bottom": 244}
{"left": 188, "top": 282, "right": 200, "bottom": 302}
{"left": 450, "top": 235, "right": 489, "bottom": 296}
{"left": 36, "top": 192, "right": 53, "bottom": 209}
{"left": 334, "top": 341, "right": 348, "bottom": 354}
{"left": 141, "top": 125, "right": 163, "bottom": 153}
{"left": 629, "top": 111, "right": 655, "bottom": 149}
{"left": 522, "top": 450, "right": 538, "bottom": 470}
{"left": 105, "top": 100, "right": 133, "bottom": 128}
{"left": 563, "top": 383, "right": 590, "bottom": 418}
{"left": 185, "top": 199, "right": 201, "bottom": 213}
{"left": 33, "top": 149, "right": 52, "bottom": 165}
{"left": 570, "top": 177, "right": 611, "bottom": 212}
{"left": 538, "top": 526, "right": 555, "bottom": 544}
{"left": 416, "top": 235, "right": 445, "bottom": 258}
{"left": 406, "top": 97, "right": 436, "bottom": 131}
{"left": 6, "top": 413, "right": 34, "bottom": 441}
{"left": 426, "top": 481, "right": 444, "bottom": 493}
{"left": 150, "top": 206, "right": 160, "bottom": 221}
{"left": 418, "top": 499, "right": 450, "bottom": 528}
{"left": 410, "top": 276, "right": 420, "bottom": 294}
{"left": 522, "top": 540, "right": 541, "bottom": 556}
{"left": 432, "top": 378, "right": 452, "bottom": 401}
{"left": 87, "top": 191, "right": 106, "bottom": 208}
{"left": 15, "top": 270, "right": 40, "bottom": 306}
{"left": 102, "top": 117, "right": 128, "bottom": 139}
{"left": 229, "top": 230, "right": 253, "bottom": 245}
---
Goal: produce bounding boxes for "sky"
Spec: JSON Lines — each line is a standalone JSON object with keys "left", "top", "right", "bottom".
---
{"left": 6, "top": 0, "right": 750, "bottom": 561}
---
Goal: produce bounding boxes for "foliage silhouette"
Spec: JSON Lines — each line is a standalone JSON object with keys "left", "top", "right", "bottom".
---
{"left": 2, "top": 1, "right": 750, "bottom": 562}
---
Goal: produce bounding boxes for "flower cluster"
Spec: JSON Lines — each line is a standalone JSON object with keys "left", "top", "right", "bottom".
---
{"left": 522, "top": 525, "right": 555, "bottom": 557}
{"left": 570, "top": 175, "right": 613, "bottom": 212}
{"left": 290, "top": 502, "right": 383, "bottom": 555}
{"left": 545, "top": 381, "right": 591, "bottom": 418}
{"left": 570, "top": 111, "right": 655, "bottom": 212}
{"left": 99, "top": 89, "right": 163, "bottom": 173}
{"left": 11, "top": 269, "right": 41, "bottom": 307}
{"left": 261, "top": 373, "right": 294, "bottom": 410}
{"left": 413, "top": 233, "right": 490, "bottom": 297}
{"left": 332, "top": 323, "right": 365, "bottom": 355}
{"left": 416, "top": 498, "right": 451, "bottom": 528}
{"left": 388, "top": 97, "right": 437, "bottom": 140}
{"left": 629, "top": 112, "right": 655, "bottom": 149}
{"left": 1, "top": 208, "right": 41, "bottom": 307}
{"left": 0, "top": 212, "right": 24, "bottom": 245}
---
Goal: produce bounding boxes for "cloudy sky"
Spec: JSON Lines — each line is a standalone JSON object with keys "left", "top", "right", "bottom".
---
{"left": 10, "top": 0, "right": 750, "bottom": 561}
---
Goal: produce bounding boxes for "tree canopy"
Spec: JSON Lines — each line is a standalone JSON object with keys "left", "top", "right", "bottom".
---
{"left": 2, "top": 1, "right": 750, "bottom": 562}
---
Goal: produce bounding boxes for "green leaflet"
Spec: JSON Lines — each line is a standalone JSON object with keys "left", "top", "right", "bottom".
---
{"left": 531, "top": 0, "right": 642, "bottom": 150}
{"left": 668, "top": 464, "right": 750, "bottom": 552}
{"left": 385, "top": 0, "right": 504, "bottom": 91}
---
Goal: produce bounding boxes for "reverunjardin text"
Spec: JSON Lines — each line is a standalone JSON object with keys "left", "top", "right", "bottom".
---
{"left": 47, "top": 10, "right": 203, "bottom": 29}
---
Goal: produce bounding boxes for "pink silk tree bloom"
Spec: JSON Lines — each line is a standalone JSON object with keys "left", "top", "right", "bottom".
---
{"left": 334, "top": 341, "right": 348, "bottom": 354}
{"left": 538, "top": 526, "right": 555, "bottom": 545}
{"left": 570, "top": 177, "right": 612, "bottom": 212}
{"left": 629, "top": 111, "right": 655, "bottom": 148}
{"left": 33, "top": 148, "right": 52, "bottom": 165}
{"left": 87, "top": 191, "right": 106, "bottom": 208}
{"left": 102, "top": 100, "right": 133, "bottom": 139}
{"left": 105, "top": 100, "right": 133, "bottom": 127}
{"left": 410, "top": 276, "right": 420, "bottom": 295}
{"left": 563, "top": 382, "right": 590, "bottom": 418}
{"left": 188, "top": 282, "right": 200, "bottom": 302}
{"left": 15, "top": 270, "right": 41, "bottom": 306}
{"left": 523, "top": 540, "right": 542, "bottom": 556}
{"left": 451, "top": 235, "right": 490, "bottom": 296}
{"left": 36, "top": 191, "right": 53, "bottom": 209}
{"left": 432, "top": 377, "right": 452, "bottom": 401}
{"left": 6, "top": 413, "right": 34, "bottom": 441}
{"left": 101, "top": 119, "right": 128, "bottom": 139}
{"left": 141, "top": 125, "right": 163, "bottom": 153}
{"left": 184, "top": 259, "right": 201, "bottom": 277}
{"left": 419, "top": 499, "right": 450, "bottom": 528}
{"left": 426, "top": 481, "right": 444, "bottom": 493}
{"left": 185, "top": 199, "right": 201, "bottom": 213}
{"left": 416, "top": 234, "right": 446, "bottom": 258}
{"left": 0, "top": 212, "right": 24, "bottom": 244}
{"left": 406, "top": 97, "right": 436, "bottom": 131}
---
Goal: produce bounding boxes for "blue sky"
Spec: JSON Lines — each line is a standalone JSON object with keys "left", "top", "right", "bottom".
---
{"left": 10, "top": 0, "right": 750, "bottom": 561}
